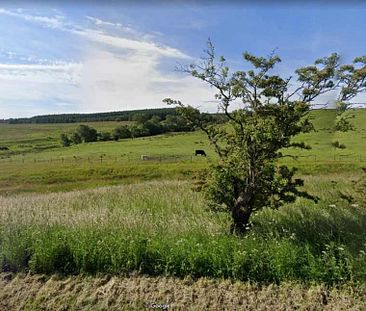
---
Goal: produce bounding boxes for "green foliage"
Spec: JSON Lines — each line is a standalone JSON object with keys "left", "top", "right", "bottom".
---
{"left": 59, "top": 113, "right": 194, "bottom": 145}
{"left": 98, "top": 131, "right": 112, "bottom": 141}
{"left": 166, "top": 42, "right": 341, "bottom": 234}
{"left": 112, "top": 125, "right": 131, "bottom": 140}
{"left": 60, "top": 133, "right": 71, "bottom": 147}
{"left": 76, "top": 125, "right": 98, "bottom": 143}
{"left": 162, "top": 115, "right": 193, "bottom": 132}
{"left": 143, "top": 119, "right": 164, "bottom": 136}
{"left": 333, "top": 57, "right": 366, "bottom": 132}
{"left": 130, "top": 124, "right": 150, "bottom": 138}
{"left": 131, "top": 112, "right": 150, "bottom": 124}
{"left": 166, "top": 41, "right": 366, "bottom": 234}
{"left": 335, "top": 116, "right": 354, "bottom": 132}
{"left": 6, "top": 108, "right": 178, "bottom": 124}
{"left": 70, "top": 132, "right": 82, "bottom": 144}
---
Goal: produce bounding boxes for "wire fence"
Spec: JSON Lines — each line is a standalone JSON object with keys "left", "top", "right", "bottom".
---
{"left": 0, "top": 154, "right": 213, "bottom": 165}
{"left": 0, "top": 153, "right": 365, "bottom": 167}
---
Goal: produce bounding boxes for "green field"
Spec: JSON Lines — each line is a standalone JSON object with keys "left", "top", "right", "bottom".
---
{"left": 0, "top": 109, "right": 366, "bottom": 194}
{"left": 1, "top": 109, "right": 366, "bottom": 308}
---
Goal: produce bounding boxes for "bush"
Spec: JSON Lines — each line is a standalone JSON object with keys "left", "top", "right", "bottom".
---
{"left": 60, "top": 134, "right": 71, "bottom": 147}
{"left": 98, "top": 131, "right": 111, "bottom": 141}
{"left": 335, "top": 117, "right": 354, "bottom": 132}
{"left": 76, "top": 125, "right": 98, "bottom": 142}
{"left": 70, "top": 132, "right": 82, "bottom": 144}
{"left": 130, "top": 125, "right": 150, "bottom": 138}
{"left": 112, "top": 126, "right": 131, "bottom": 140}
{"left": 143, "top": 119, "right": 164, "bottom": 136}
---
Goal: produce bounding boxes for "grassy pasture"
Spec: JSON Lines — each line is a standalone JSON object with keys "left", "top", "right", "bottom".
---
{"left": 0, "top": 121, "right": 129, "bottom": 155}
{"left": 0, "top": 109, "right": 366, "bottom": 194}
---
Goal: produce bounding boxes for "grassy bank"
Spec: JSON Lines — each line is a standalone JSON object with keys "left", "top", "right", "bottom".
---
{"left": 1, "top": 180, "right": 365, "bottom": 284}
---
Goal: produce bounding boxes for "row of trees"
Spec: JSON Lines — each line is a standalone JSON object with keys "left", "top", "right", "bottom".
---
{"left": 60, "top": 114, "right": 195, "bottom": 147}
{"left": 8, "top": 108, "right": 178, "bottom": 124}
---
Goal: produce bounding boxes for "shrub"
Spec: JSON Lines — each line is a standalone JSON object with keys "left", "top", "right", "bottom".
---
{"left": 98, "top": 131, "right": 112, "bottom": 141}
{"left": 112, "top": 126, "right": 131, "bottom": 140}
{"left": 60, "top": 133, "right": 71, "bottom": 147}
{"left": 76, "top": 125, "right": 98, "bottom": 142}
{"left": 70, "top": 132, "right": 82, "bottom": 144}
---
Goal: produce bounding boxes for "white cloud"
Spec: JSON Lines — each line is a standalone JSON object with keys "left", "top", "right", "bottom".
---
{"left": 0, "top": 8, "right": 215, "bottom": 118}
{"left": 0, "top": 8, "right": 189, "bottom": 59}
{"left": 0, "top": 62, "right": 82, "bottom": 84}
{"left": 86, "top": 16, "right": 131, "bottom": 30}
{"left": 0, "top": 8, "right": 65, "bottom": 29}
{"left": 72, "top": 28, "right": 189, "bottom": 59}
{"left": 79, "top": 48, "right": 214, "bottom": 113}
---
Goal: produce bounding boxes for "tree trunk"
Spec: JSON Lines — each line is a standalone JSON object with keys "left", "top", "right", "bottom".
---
{"left": 230, "top": 196, "right": 253, "bottom": 235}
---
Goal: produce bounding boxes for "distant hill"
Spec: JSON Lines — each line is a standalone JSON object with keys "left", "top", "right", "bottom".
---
{"left": 4, "top": 108, "right": 178, "bottom": 124}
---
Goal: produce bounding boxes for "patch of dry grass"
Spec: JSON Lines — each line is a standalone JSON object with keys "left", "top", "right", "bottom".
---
{"left": 0, "top": 273, "right": 365, "bottom": 310}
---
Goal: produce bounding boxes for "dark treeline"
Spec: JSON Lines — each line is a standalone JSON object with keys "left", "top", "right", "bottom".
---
{"left": 6, "top": 108, "right": 178, "bottom": 124}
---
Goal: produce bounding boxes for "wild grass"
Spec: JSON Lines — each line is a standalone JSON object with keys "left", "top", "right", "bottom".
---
{"left": 1, "top": 273, "right": 366, "bottom": 310}
{"left": 1, "top": 180, "right": 366, "bottom": 284}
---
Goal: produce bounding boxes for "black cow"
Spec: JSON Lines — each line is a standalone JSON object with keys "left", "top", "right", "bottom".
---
{"left": 195, "top": 149, "right": 207, "bottom": 157}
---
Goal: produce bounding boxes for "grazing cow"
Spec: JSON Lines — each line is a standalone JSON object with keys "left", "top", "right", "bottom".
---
{"left": 195, "top": 149, "right": 207, "bottom": 157}
{"left": 141, "top": 155, "right": 149, "bottom": 160}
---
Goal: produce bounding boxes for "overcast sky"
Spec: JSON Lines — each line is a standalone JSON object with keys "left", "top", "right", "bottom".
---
{"left": 1, "top": 1, "right": 366, "bottom": 118}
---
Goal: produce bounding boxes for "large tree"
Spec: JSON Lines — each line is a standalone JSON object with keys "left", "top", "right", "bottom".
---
{"left": 164, "top": 41, "right": 366, "bottom": 234}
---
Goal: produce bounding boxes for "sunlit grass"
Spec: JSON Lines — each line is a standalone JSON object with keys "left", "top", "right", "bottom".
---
{"left": 1, "top": 180, "right": 366, "bottom": 284}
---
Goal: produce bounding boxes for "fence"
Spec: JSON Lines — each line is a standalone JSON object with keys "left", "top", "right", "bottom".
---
{"left": 0, "top": 153, "right": 212, "bottom": 166}
{"left": 0, "top": 153, "right": 365, "bottom": 166}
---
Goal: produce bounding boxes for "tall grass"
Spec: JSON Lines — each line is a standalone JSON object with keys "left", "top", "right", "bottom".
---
{"left": 1, "top": 180, "right": 366, "bottom": 284}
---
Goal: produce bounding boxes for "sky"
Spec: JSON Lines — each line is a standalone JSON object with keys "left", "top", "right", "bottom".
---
{"left": 1, "top": 1, "right": 366, "bottom": 118}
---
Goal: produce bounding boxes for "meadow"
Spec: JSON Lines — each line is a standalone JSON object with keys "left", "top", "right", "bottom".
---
{"left": 1, "top": 110, "right": 366, "bottom": 308}
{"left": 0, "top": 109, "right": 366, "bottom": 194}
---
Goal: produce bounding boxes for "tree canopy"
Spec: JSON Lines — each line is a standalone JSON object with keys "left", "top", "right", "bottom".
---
{"left": 164, "top": 40, "right": 366, "bottom": 234}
